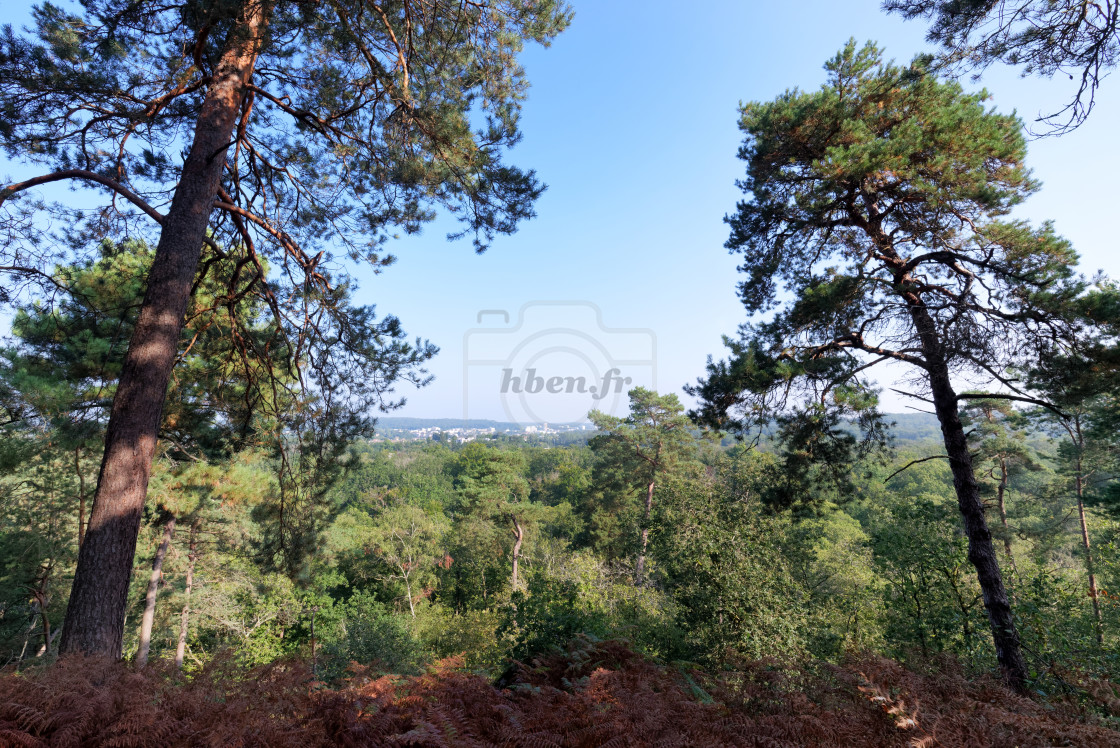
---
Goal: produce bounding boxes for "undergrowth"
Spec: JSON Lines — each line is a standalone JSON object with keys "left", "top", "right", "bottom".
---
{"left": 3, "top": 638, "right": 1120, "bottom": 747}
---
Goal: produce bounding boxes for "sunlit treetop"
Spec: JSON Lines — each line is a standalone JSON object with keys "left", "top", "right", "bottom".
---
{"left": 885, "top": 0, "right": 1120, "bottom": 132}
{"left": 691, "top": 40, "right": 1091, "bottom": 442}
{"left": 0, "top": 0, "right": 572, "bottom": 286}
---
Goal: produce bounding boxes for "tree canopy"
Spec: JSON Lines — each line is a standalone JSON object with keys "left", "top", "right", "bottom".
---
{"left": 688, "top": 40, "right": 1098, "bottom": 689}
{"left": 884, "top": 0, "right": 1120, "bottom": 132}
{"left": 0, "top": 0, "right": 570, "bottom": 658}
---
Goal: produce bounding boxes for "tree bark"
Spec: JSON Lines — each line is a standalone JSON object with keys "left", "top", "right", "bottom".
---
{"left": 908, "top": 300, "right": 1029, "bottom": 690}
{"left": 18, "top": 606, "right": 36, "bottom": 663}
{"left": 58, "top": 5, "right": 266, "bottom": 658}
{"left": 136, "top": 515, "right": 176, "bottom": 666}
{"left": 636, "top": 479, "right": 655, "bottom": 584}
{"left": 174, "top": 519, "right": 200, "bottom": 669}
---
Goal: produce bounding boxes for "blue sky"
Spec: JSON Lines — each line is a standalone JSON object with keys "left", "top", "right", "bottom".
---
{"left": 3, "top": 1, "right": 1118, "bottom": 422}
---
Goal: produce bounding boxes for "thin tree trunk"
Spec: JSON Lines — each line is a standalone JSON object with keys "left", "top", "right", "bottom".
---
{"left": 174, "top": 519, "right": 199, "bottom": 669}
{"left": 909, "top": 301, "right": 1028, "bottom": 690}
{"left": 36, "top": 627, "right": 62, "bottom": 657}
{"left": 636, "top": 479, "right": 655, "bottom": 584}
{"left": 996, "top": 458, "right": 1018, "bottom": 579}
{"left": 911, "top": 586, "right": 928, "bottom": 659}
{"left": 59, "top": 6, "right": 267, "bottom": 658}
{"left": 34, "top": 591, "right": 51, "bottom": 657}
{"left": 510, "top": 515, "right": 524, "bottom": 590}
{"left": 405, "top": 574, "right": 416, "bottom": 617}
{"left": 1075, "top": 462, "right": 1104, "bottom": 647}
{"left": 18, "top": 606, "right": 36, "bottom": 664}
{"left": 136, "top": 515, "right": 176, "bottom": 666}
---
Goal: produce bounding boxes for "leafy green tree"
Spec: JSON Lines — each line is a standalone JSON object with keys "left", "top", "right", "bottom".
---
{"left": 885, "top": 0, "right": 1120, "bottom": 131}
{"left": 142, "top": 451, "right": 275, "bottom": 666}
{"left": 652, "top": 457, "right": 806, "bottom": 664}
{"left": 690, "top": 41, "right": 1088, "bottom": 688}
{"left": 327, "top": 503, "right": 448, "bottom": 616}
{"left": 319, "top": 590, "right": 425, "bottom": 677}
{"left": 0, "top": 0, "right": 569, "bottom": 658}
{"left": 440, "top": 512, "right": 509, "bottom": 610}
{"left": 454, "top": 443, "right": 534, "bottom": 591}
{"left": 589, "top": 388, "right": 695, "bottom": 583}
{"left": 869, "top": 480, "right": 984, "bottom": 660}
{"left": 0, "top": 447, "right": 77, "bottom": 662}
{"left": 787, "top": 507, "right": 886, "bottom": 656}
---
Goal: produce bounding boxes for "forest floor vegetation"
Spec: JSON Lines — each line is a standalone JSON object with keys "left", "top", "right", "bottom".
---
{"left": 3, "top": 638, "right": 1120, "bottom": 747}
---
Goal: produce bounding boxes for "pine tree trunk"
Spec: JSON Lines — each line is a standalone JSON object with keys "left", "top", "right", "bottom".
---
{"left": 908, "top": 301, "right": 1028, "bottom": 690}
{"left": 174, "top": 519, "right": 199, "bottom": 669}
{"left": 58, "top": 7, "right": 266, "bottom": 659}
{"left": 636, "top": 479, "right": 655, "bottom": 584}
{"left": 136, "top": 515, "right": 176, "bottom": 666}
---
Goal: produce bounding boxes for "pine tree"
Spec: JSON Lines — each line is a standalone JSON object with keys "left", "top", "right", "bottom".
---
{"left": 689, "top": 41, "right": 1087, "bottom": 689}
{"left": 0, "top": 0, "right": 570, "bottom": 657}
{"left": 454, "top": 444, "right": 534, "bottom": 591}
{"left": 589, "top": 388, "right": 694, "bottom": 584}
{"left": 884, "top": 0, "right": 1120, "bottom": 131}
{"left": 1027, "top": 335, "right": 1120, "bottom": 647}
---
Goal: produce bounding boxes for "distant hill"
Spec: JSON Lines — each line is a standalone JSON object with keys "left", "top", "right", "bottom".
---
{"left": 373, "top": 413, "right": 944, "bottom": 440}
{"left": 881, "top": 412, "right": 943, "bottom": 441}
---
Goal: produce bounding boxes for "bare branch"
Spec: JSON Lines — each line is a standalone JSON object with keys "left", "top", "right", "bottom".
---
{"left": 885, "top": 454, "right": 950, "bottom": 482}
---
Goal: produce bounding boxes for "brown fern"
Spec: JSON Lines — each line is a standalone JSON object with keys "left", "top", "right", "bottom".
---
{"left": 3, "top": 642, "right": 1120, "bottom": 747}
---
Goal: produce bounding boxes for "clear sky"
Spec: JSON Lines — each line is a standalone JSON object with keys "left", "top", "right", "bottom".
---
{"left": 3, "top": 1, "right": 1118, "bottom": 423}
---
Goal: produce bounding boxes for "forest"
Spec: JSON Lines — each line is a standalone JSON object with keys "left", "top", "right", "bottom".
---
{"left": 2, "top": 0, "right": 1120, "bottom": 746}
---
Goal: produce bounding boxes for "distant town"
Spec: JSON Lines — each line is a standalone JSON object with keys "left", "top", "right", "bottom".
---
{"left": 367, "top": 413, "right": 946, "bottom": 445}
{"left": 371, "top": 417, "right": 597, "bottom": 443}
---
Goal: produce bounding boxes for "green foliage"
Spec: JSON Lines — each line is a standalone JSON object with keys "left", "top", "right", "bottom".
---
{"left": 885, "top": 0, "right": 1120, "bottom": 131}
{"left": 691, "top": 40, "right": 1085, "bottom": 442}
{"left": 6, "top": 373, "right": 1120, "bottom": 686}
{"left": 412, "top": 605, "right": 504, "bottom": 671}
{"left": 787, "top": 508, "right": 885, "bottom": 657}
{"left": 500, "top": 552, "right": 682, "bottom": 662}
{"left": 0, "top": 0, "right": 573, "bottom": 261}
{"left": 589, "top": 388, "right": 699, "bottom": 575}
{"left": 2, "top": 262, "right": 1118, "bottom": 687}
{"left": 868, "top": 478, "right": 988, "bottom": 662}
{"left": 319, "top": 591, "right": 426, "bottom": 678}
{"left": 653, "top": 460, "right": 807, "bottom": 665}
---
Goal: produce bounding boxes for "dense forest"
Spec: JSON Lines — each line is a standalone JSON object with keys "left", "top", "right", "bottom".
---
{"left": 2, "top": 0, "right": 1120, "bottom": 745}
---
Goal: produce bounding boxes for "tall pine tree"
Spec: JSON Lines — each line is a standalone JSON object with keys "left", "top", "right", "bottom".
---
{"left": 0, "top": 0, "right": 569, "bottom": 657}
{"left": 689, "top": 41, "right": 1086, "bottom": 689}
